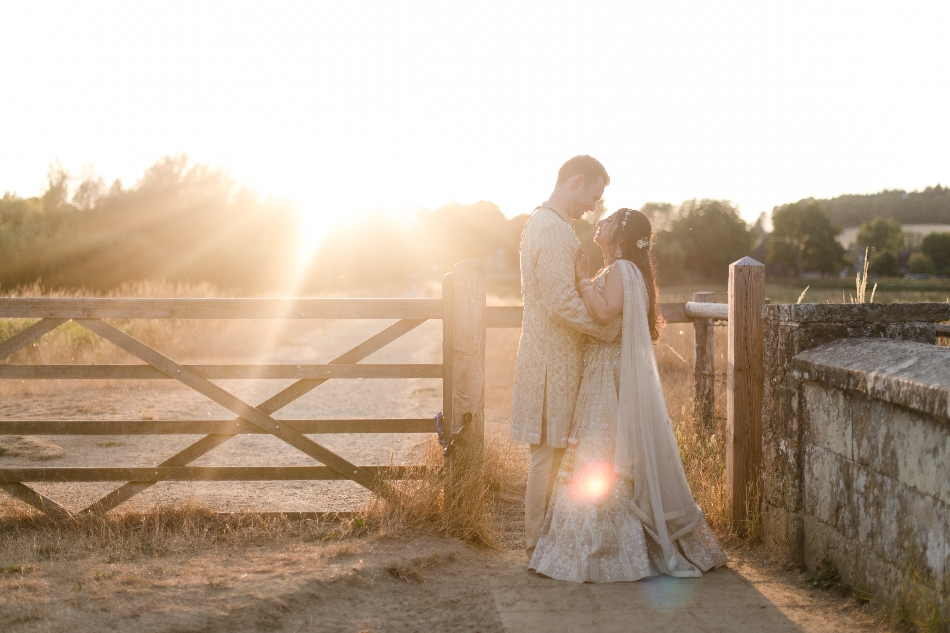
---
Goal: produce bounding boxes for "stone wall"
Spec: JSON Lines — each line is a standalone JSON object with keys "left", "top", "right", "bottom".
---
{"left": 760, "top": 303, "right": 950, "bottom": 618}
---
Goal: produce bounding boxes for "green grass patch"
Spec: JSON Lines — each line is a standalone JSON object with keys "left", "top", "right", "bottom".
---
{"left": 2, "top": 565, "right": 33, "bottom": 574}
{"left": 802, "top": 558, "right": 853, "bottom": 596}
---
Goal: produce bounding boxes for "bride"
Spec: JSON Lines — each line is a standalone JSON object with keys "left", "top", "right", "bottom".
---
{"left": 528, "top": 208, "right": 728, "bottom": 582}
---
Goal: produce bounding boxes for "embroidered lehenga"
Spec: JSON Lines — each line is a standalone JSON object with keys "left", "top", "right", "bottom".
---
{"left": 529, "top": 261, "right": 728, "bottom": 582}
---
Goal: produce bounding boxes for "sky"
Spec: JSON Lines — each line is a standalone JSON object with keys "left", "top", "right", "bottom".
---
{"left": 1, "top": 1, "right": 948, "bottom": 228}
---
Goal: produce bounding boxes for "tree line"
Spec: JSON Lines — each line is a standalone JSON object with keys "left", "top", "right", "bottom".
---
{"left": 0, "top": 157, "right": 526, "bottom": 293}
{"left": 0, "top": 156, "right": 758, "bottom": 291}
{"left": 817, "top": 185, "right": 950, "bottom": 227}
{"left": 2, "top": 156, "right": 948, "bottom": 293}
{"left": 0, "top": 157, "right": 301, "bottom": 292}
{"left": 767, "top": 201, "right": 950, "bottom": 277}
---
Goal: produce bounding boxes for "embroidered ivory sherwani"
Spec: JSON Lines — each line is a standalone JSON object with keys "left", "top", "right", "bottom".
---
{"left": 511, "top": 205, "right": 621, "bottom": 448}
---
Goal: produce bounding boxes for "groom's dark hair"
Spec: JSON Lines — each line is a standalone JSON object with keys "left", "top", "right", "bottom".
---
{"left": 556, "top": 155, "right": 610, "bottom": 187}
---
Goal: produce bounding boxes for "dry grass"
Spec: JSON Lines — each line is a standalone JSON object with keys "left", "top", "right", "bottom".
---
{"left": 0, "top": 281, "right": 254, "bottom": 367}
{"left": 362, "top": 433, "right": 527, "bottom": 549}
{"left": 0, "top": 501, "right": 358, "bottom": 564}
{"left": 0, "top": 435, "right": 528, "bottom": 585}
{"left": 386, "top": 552, "right": 456, "bottom": 583}
{"left": 363, "top": 320, "right": 739, "bottom": 548}
{"left": 654, "top": 324, "right": 739, "bottom": 540}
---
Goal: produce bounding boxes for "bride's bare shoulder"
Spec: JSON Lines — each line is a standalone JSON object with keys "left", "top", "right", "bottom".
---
{"left": 601, "top": 262, "right": 624, "bottom": 296}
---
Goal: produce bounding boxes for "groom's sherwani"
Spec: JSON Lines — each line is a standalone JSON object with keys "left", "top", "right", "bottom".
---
{"left": 511, "top": 205, "right": 621, "bottom": 448}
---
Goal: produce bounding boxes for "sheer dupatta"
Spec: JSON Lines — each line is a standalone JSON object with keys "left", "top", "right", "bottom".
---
{"left": 614, "top": 260, "right": 704, "bottom": 578}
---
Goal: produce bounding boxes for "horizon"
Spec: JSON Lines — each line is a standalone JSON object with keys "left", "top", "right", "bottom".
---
{"left": 4, "top": 155, "right": 945, "bottom": 224}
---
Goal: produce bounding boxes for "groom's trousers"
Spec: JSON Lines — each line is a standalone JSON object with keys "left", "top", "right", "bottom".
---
{"left": 525, "top": 444, "right": 564, "bottom": 554}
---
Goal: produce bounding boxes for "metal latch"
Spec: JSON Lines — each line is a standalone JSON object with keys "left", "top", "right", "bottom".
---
{"left": 435, "top": 412, "right": 468, "bottom": 457}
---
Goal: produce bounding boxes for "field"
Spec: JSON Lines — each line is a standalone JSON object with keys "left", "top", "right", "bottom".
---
{"left": 660, "top": 277, "right": 950, "bottom": 305}
{"left": 0, "top": 280, "right": 924, "bottom": 631}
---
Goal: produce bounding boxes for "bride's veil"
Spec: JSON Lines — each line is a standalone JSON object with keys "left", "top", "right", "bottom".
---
{"left": 614, "top": 260, "right": 704, "bottom": 578}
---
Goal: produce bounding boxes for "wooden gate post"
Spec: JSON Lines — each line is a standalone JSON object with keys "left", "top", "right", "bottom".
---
{"left": 726, "top": 257, "right": 765, "bottom": 531}
{"left": 692, "top": 291, "right": 715, "bottom": 433}
{"left": 445, "top": 259, "right": 485, "bottom": 489}
{"left": 442, "top": 272, "right": 455, "bottom": 437}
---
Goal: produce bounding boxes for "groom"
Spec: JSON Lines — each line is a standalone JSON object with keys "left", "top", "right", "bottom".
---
{"left": 512, "top": 155, "right": 622, "bottom": 558}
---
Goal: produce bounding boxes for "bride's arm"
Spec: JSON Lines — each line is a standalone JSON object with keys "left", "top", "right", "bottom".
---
{"left": 577, "top": 264, "right": 624, "bottom": 325}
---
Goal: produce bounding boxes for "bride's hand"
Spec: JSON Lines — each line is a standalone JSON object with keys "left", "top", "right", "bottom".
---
{"left": 575, "top": 248, "right": 590, "bottom": 283}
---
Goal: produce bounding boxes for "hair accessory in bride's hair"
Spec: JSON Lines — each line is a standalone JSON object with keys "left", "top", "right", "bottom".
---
{"left": 636, "top": 237, "right": 655, "bottom": 250}
{"left": 620, "top": 209, "right": 632, "bottom": 230}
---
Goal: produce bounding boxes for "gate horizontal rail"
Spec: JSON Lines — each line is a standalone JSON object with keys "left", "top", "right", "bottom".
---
{"left": 0, "top": 466, "right": 425, "bottom": 483}
{"left": 0, "top": 418, "right": 434, "bottom": 435}
{"left": 0, "top": 364, "right": 442, "bottom": 380}
{"left": 0, "top": 298, "right": 443, "bottom": 320}
{"left": 0, "top": 303, "right": 724, "bottom": 329}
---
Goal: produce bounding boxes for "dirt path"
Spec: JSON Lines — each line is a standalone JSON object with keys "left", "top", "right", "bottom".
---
{"left": 1, "top": 535, "right": 883, "bottom": 633}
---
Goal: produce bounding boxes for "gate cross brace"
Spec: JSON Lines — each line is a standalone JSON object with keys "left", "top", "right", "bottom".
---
{"left": 0, "top": 482, "right": 73, "bottom": 520}
{"left": 0, "top": 318, "right": 69, "bottom": 361}
{"left": 0, "top": 318, "right": 76, "bottom": 518}
{"left": 77, "top": 318, "right": 426, "bottom": 515}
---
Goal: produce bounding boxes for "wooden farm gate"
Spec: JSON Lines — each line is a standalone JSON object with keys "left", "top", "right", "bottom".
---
{"left": 0, "top": 257, "right": 766, "bottom": 528}
{"left": 0, "top": 261, "right": 494, "bottom": 519}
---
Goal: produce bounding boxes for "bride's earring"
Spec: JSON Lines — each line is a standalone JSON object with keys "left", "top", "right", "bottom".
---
{"left": 612, "top": 245, "right": 623, "bottom": 260}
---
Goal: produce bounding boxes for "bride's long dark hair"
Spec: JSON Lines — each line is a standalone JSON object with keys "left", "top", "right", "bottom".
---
{"left": 610, "top": 208, "right": 663, "bottom": 341}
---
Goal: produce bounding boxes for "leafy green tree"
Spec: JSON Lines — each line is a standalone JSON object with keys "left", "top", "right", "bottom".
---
{"left": 768, "top": 201, "right": 845, "bottom": 276}
{"left": 800, "top": 184, "right": 950, "bottom": 227}
{"left": 921, "top": 232, "right": 950, "bottom": 272}
{"left": 0, "top": 155, "right": 303, "bottom": 292}
{"left": 907, "top": 253, "right": 936, "bottom": 275}
{"left": 752, "top": 212, "right": 768, "bottom": 244}
{"left": 654, "top": 236, "right": 687, "bottom": 284}
{"left": 72, "top": 167, "right": 107, "bottom": 212}
{"left": 41, "top": 162, "right": 72, "bottom": 214}
{"left": 665, "top": 199, "right": 754, "bottom": 280}
{"left": 855, "top": 216, "right": 904, "bottom": 254}
{"left": 641, "top": 202, "right": 675, "bottom": 232}
{"left": 868, "top": 251, "right": 900, "bottom": 276}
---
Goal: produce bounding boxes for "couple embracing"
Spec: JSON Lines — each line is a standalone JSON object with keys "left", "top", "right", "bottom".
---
{"left": 511, "top": 155, "right": 728, "bottom": 582}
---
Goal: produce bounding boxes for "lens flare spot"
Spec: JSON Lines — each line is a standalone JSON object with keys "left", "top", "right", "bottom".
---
{"left": 584, "top": 473, "right": 608, "bottom": 498}
{"left": 567, "top": 462, "right": 617, "bottom": 504}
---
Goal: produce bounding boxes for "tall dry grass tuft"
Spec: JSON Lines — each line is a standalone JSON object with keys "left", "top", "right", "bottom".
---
{"left": 362, "top": 434, "right": 527, "bottom": 548}
{"left": 0, "top": 437, "right": 529, "bottom": 565}
{"left": 362, "top": 323, "right": 737, "bottom": 548}
{"left": 655, "top": 324, "right": 742, "bottom": 543}
{"left": 670, "top": 408, "right": 731, "bottom": 537}
{"left": 0, "top": 500, "right": 356, "bottom": 567}
{"left": 0, "top": 281, "right": 338, "bottom": 383}
{"left": 0, "top": 280, "right": 245, "bottom": 366}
